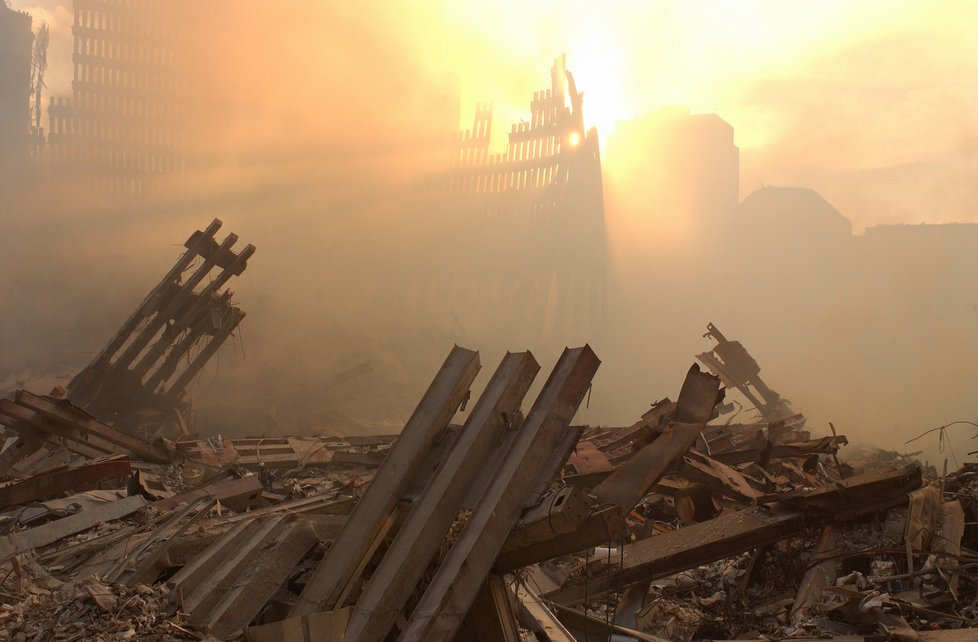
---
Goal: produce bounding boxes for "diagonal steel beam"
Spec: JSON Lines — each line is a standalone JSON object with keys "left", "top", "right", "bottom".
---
{"left": 398, "top": 345, "right": 600, "bottom": 642}
{"left": 345, "top": 351, "right": 539, "bottom": 642}
{"left": 289, "top": 345, "right": 481, "bottom": 617}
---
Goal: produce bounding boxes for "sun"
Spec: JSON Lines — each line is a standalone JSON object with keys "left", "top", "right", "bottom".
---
{"left": 566, "top": 37, "right": 629, "bottom": 147}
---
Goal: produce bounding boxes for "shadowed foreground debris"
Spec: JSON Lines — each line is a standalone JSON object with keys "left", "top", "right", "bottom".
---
{"left": 0, "top": 228, "right": 972, "bottom": 642}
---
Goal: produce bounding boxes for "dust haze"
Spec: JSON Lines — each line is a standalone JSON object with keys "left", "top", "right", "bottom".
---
{"left": 3, "top": 1, "right": 977, "bottom": 467}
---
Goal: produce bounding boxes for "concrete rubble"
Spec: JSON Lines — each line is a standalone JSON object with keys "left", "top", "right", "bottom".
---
{"left": 0, "top": 223, "right": 974, "bottom": 642}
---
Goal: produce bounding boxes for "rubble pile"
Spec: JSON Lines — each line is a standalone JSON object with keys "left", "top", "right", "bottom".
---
{"left": 0, "top": 221, "right": 974, "bottom": 641}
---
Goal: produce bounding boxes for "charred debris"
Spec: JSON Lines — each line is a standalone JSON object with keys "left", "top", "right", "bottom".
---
{"left": 0, "top": 221, "right": 972, "bottom": 642}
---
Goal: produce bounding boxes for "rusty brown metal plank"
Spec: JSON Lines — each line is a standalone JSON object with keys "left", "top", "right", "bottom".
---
{"left": 547, "top": 464, "right": 923, "bottom": 605}
{"left": 759, "top": 463, "right": 922, "bottom": 518}
{"left": 330, "top": 450, "right": 386, "bottom": 467}
{"left": 0, "top": 456, "right": 130, "bottom": 509}
{"left": 67, "top": 219, "right": 223, "bottom": 393}
{"left": 591, "top": 365, "right": 721, "bottom": 512}
{"left": 567, "top": 440, "right": 613, "bottom": 475}
{"left": 398, "top": 345, "right": 600, "bottom": 642}
{"left": 290, "top": 345, "right": 481, "bottom": 617}
{"left": 545, "top": 508, "right": 806, "bottom": 605}
{"left": 711, "top": 435, "right": 846, "bottom": 466}
{"left": 494, "top": 504, "right": 625, "bottom": 573}
{"left": 128, "top": 233, "right": 242, "bottom": 379}
{"left": 0, "top": 401, "right": 117, "bottom": 458}
{"left": 16, "top": 391, "right": 174, "bottom": 463}
{"left": 163, "top": 307, "right": 247, "bottom": 405}
{"left": 679, "top": 451, "right": 763, "bottom": 502}
{"left": 346, "top": 351, "right": 539, "bottom": 642}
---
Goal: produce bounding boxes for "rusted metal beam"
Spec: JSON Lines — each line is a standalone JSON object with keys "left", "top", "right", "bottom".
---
{"left": 0, "top": 456, "right": 131, "bottom": 509}
{"left": 15, "top": 391, "right": 174, "bottom": 463}
{"left": 346, "top": 351, "right": 539, "bottom": 642}
{"left": 398, "top": 345, "right": 600, "bottom": 642}
{"left": 545, "top": 508, "right": 806, "bottom": 605}
{"left": 591, "top": 364, "right": 721, "bottom": 512}
{"left": 494, "top": 504, "right": 625, "bottom": 573}
{"left": 69, "top": 219, "right": 223, "bottom": 389}
{"left": 546, "top": 464, "right": 923, "bottom": 605}
{"left": 290, "top": 345, "right": 481, "bottom": 617}
{"left": 710, "top": 435, "right": 847, "bottom": 465}
{"left": 0, "top": 399, "right": 117, "bottom": 457}
{"left": 759, "top": 463, "right": 922, "bottom": 518}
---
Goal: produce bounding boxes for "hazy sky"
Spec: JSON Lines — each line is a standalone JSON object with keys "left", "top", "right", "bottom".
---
{"left": 11, "top": 0, "right": 978, "bottom": 230}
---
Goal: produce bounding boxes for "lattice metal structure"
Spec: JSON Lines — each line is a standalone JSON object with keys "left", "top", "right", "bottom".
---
{"left": 0, "top": 4, "right": 34, "bottom": 177}
{"left": 450, "top": 56, "right": 591, "bottom": 199}
{"left": 439, "top": 55, "right": 607, "bottom": 345}
{"left": 47, "top": 0, "right": 186, "bottom": 196}
{"left": 67, "top": 219, "right": 254, "bottom": 429}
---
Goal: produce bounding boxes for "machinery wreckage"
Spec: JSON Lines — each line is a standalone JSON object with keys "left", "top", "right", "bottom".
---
{"left": 0, "top": 221, "right": 974, "bottom": 642}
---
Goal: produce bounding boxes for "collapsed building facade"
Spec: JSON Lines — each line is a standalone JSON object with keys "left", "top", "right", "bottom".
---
{"left": 0, "top": 3, "right": 34, "bottom": 182}
{"left": 432, "top": 56, "right": 608, "bottom": 348}
{"left": 47, "top": 0, "right": 188, "bottom": 196}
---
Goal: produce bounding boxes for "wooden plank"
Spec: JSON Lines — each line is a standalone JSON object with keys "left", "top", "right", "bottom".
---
{"left": 346, "top": 351, "right": 539, "bottom": 642}
{"left": 0, "top": 494, "right": 147, "bottom": 561}
{"left": 290, "top": 346, "right": 481, "bottom": 617}
{"left": 399, "top": 345, "right": 600, "bottom": 642}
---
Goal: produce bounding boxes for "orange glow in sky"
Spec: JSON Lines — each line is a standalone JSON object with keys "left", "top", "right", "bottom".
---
{"left": 11, "top": 0, "right": 978, "bottom": 228}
